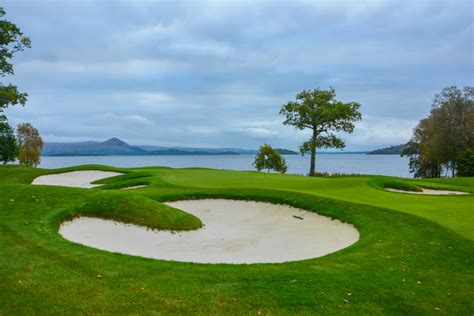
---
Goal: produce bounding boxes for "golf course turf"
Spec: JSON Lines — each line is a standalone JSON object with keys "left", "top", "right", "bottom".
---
{"left": 0, "top": 165, "right": 473, "bottom": 314}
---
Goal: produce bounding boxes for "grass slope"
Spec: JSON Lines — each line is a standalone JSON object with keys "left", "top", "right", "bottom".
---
{"left": 0, "top": 165, "right": 473, "bottom": 314}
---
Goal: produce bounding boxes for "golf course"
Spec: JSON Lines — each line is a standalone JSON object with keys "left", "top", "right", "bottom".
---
{"left": 0, "top": 164, "right": 473, "bottom": 314}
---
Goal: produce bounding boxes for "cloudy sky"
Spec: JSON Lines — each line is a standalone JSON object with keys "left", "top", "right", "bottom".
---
{"left": 2, "top": 0, "right": 473, "bottom": 150}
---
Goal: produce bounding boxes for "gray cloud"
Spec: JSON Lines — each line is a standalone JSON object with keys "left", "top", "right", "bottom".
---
{"left": 3, "top": 0, "right": 473, "bottom": 150}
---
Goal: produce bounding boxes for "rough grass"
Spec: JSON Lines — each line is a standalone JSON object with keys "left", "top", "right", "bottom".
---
{"left": 0, "top": 165, "right": 473, "bottom": 314}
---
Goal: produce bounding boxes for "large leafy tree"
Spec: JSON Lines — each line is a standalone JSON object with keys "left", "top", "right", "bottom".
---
{"left": 431, "top": 86, "right": 474, "bottom": 176}
{"left": 280, "top": 87, "right": 361, "bottom": 175}
{"left": 253, "top": 144, "right": 287, "bottom": 174}
{"left": 403, "top": 118, "right": 444, "bottom": 178}
{"left": 403, "top": 86, "right": 473, "bottom": 178}
{"left": 0, "top": 115, "right": 17, "bottom": 164}
{"left": 17, "top": 122, "right": 43, "bottom": 167}
{"left": 0, "top": 7, "right": 31, "bottom": 114}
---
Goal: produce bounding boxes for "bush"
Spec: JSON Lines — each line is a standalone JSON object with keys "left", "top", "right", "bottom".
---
{"left": 253, "top": 144, "right": 288, "bottom": 174}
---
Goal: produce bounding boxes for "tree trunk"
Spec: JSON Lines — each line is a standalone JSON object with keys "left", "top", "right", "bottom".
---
{"left": 309, "top": 129, "right": 317, "bottom": 176}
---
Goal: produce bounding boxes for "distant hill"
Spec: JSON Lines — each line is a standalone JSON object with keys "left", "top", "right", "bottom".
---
{"left": 367, "top": 144, "right": 406, "bottom": 155}
{"left": 138, "top": 145, "right": 297, "bottom": 155}
{"left": 43, "top": 138, "right": 147, "bottom": 156}
{"left": 42, "top": 138, "right": 298, "bottom": 156}
{"left": 138, "top": 145, "right": 256, "bottom": 155}
{"left": 274, "top": 148, "right": 298, "bottom": 155}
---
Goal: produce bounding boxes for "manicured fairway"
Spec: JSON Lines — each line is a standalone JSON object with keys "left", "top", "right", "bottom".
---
{"left": 0, "top": 165, "right": 473, "bottom": 314}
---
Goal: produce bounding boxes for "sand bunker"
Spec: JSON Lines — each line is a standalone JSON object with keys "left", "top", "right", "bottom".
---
{"left": 120, "top": 185, "right": 147, "bottom": 190}
{"left": 32, "top": 170, "right": 122, "bottom": 188}
{"left": 385, "top": 188, "right": 468, "bottom": 195}
{"left": 60, "top": 199, "right": 359, "bottom": 264}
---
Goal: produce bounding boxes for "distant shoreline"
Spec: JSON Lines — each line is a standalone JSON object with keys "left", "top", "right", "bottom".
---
{"left": 37, "top": 153, "right": 411, "bottom": 177}
{"left": 366, "top": 144, "right": 405, "bottom": 155}
{"left": 41, "top": 152, "right": 370, "bottom": 157}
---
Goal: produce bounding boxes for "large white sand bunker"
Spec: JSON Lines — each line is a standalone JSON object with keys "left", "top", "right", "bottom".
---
{"left": 32, "top": 170, "right": 123, "bottom": 188}
{"left": 60, "top": 199, "right": 359, "bottom": 264}
{"left": 385, "top": 188, "right": 468, "bottom": 195}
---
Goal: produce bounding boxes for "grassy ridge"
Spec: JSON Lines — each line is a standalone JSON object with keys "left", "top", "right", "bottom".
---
{"left": 63, "top": 191, "right": 202, "bottom": 231}
{"left": 0, "top": 165, "right": 473, "bottom": 314}
{"left": 370, "top": 178, "right": 423, "bottom": 192}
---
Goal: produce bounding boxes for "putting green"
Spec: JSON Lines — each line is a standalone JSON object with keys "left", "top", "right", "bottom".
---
{"left": 0, "top": 165, "right": 473, "bottom": 314}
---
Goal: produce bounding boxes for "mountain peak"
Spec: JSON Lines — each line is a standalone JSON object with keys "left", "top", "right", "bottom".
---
{"left": 102, "top": 137, "right": 129, "bottom": 147}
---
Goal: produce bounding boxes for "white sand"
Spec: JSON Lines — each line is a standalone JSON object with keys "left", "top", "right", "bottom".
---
{"left": 59, "top": 199, "right": 359, "bottom": 264}
{"left": 120, "top": 185, "right": 147, "bottom": 190}
{"left": 32, "top": 170, "right": 123, "bottom": 188}
{"left": 385, "top": 188, "right": 468, "bottom": 195}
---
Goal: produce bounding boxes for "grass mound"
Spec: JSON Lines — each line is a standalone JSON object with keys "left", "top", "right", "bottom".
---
{"left": 93, "top": 172, "right": 154, "bottom": 190}
{"left": 370, "top": 178, "right": 423, "bottom": 192}
{"left": 91, "top": 171, "right": 152, "bottom": 185}
{"left": 60, "top": 191, "right": 202, "bottom": 231}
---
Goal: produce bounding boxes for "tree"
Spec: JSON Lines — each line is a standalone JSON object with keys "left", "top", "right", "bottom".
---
{"left": 17, "top": 122, "right": 43, "bottom": 167}
{"left": 0, "top": 7, "right": 31, "bottom": 114}
{"left": 431, "top": 86, "right": 474, "bottom": 176}
{"left": 253, "top": 144, "right": 288, "bottom": 174}
{"left": 456, "top": 149, "right": 474, "bottom": 177}
{"left": 402, "top": 118, "right": 444, "bottom": 178}
{"left": 0, "top": 115, "right": 17, "bottom": 164}
{"left": 402, "top": 86, "right": 473, "bottom": 178}
{"left": 280, "top": 87, "right": 361, "bottom": 175}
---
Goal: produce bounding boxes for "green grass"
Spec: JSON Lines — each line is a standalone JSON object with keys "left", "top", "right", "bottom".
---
{"left": 156, "top": 168, "right": 474, "bottom": 239}
{"left": 370, "top": 177, "right": 423, "bottom": 192}
{"left": 0, "top": 165, "right": 473, "bottom": 314}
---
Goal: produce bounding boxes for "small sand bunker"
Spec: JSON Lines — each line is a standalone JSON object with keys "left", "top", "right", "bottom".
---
{"left": 32, "top": 170, "right": 122, "bottom": 188}
{"left": 385, "top": 188, "right": 468, "bottom": 195}
{"left": 120, "top": 185, "right": 147, "bottom": 190}
{"left": 60, "top": 199, "right": 359, "bottom": 264}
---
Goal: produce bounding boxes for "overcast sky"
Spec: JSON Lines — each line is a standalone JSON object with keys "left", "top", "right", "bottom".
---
{"left": 2, "top": 0, "right": 473, "bottom": 150}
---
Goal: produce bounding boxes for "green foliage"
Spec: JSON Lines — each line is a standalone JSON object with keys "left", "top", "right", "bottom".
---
{"left": 456, "top": 149, "right": 474, "bottom": 177}
{"left": 299, "top": 135, "right": 346, "bottom": 156}
{"left": 403, "top": 126, "right": 442, "bottom": 178}
{"left": 280, "top": 87, "right": 361, "bottom": 175}
{"left": 16, "top": 122, "right": 43, "bottom": 167}
{"left": 0, "top": 7, "right": 31, "bottom": 113}
{"left": 403, "top": 86, "right": 474, "bottom": 178}
{"left": 0, "top": 115, "right": 17, "bottom": 164}
{"left": 253, "top": 144, "right": 287, "bottom": 173}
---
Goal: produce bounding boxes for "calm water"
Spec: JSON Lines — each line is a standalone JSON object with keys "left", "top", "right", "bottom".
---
{"left": 39, "top": 154, "right": 412, "bottom": 178}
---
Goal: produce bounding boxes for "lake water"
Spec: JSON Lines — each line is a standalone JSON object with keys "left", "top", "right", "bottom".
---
{"left": 39, "top": 154, "right": 412, "bottom": 178}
